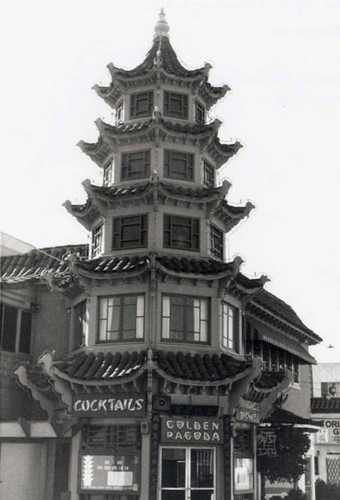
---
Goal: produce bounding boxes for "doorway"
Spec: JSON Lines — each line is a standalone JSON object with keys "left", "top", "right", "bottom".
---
{"left": 159, "top": 446, "right": 215, "bottom": 500}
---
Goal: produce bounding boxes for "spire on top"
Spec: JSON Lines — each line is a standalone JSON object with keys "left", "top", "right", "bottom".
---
{"left": 154, "top": 8, "right": 170, "bottom": 39}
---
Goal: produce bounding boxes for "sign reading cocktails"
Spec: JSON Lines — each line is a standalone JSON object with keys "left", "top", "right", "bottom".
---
{"left": 161, "top": 417, "right": 223, "bottom": 444}
{"left": 73, "top": 394, "right": 145, "bottom": 417}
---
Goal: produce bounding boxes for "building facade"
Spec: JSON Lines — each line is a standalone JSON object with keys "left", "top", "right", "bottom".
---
{"left": 311, "top": 363, "right": 340, "bottom": 486}
{"left": 0, "top": 10, "right": 321, "bottom": 500}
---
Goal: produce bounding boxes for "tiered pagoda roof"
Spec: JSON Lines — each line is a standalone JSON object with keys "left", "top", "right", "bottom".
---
{"left": 63, "top": 177, "right": 253, "bottom": 233}
{"left": 93, "top": 9, "right": 229, "bottom": 109}
{"left": 78, "top": 117, "right": 241, "bottom": 169}
{"left": 0, "top": 244, "right": 322, "bottom": 352}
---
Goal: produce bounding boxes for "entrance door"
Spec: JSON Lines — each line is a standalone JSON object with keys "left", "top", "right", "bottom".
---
{"left": 160, "top": 447, "right": 215, "bottom": 500}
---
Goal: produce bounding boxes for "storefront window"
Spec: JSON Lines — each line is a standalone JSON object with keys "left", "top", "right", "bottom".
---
{"left": 80, "top": 425, "right": 141, "bottom": 499}
{"left": 234, "top": 458, "right": 254, "bottom": 492}
{"left": 160, "top": 447, "right": 215, "bottom": 500}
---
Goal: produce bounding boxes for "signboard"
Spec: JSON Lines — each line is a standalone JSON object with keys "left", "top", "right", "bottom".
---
{"left": 80, "top": 454, "right": 139, "bottom": 493}
{"left": 257, "top": 430, "right": 277, "bottom": 457}
{"left": 161, "top": 417, "right": 223, "bottom": 444}
{"left": 316, "top": 419, "right": 340, "bottom": 444}
{"left": 236, "top": 399, "right": 260, "bottom": 424}
{"left": 73, "top": 394, "right": 145, "bottom": 417}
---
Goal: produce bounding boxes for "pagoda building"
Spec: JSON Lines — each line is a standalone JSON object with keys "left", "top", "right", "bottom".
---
{"left": 0, "top": 10, "right": 321, "bottom": 500}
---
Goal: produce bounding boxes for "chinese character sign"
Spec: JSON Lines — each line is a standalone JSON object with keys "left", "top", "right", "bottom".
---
{"left": 257, "top": 430, "right": 277, "bottom": 457}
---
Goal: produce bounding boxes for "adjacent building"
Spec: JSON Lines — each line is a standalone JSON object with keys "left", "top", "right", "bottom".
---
{"left": 311, "top": 363, "right": 340, "bottom": 486}
{"left": 0, "top": 10, "right": 322, "bottom": 500}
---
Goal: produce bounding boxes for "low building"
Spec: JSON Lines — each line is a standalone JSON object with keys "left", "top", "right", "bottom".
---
{"left": 0, "top": 10, "right": 321, "bottom": 500}
{"left": 311, "top": 363, "right": 340, "bottom": 486}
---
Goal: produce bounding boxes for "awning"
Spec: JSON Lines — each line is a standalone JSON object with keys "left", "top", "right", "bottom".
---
{"left": 248, "top": 318, "right": 317, "bottom": 364}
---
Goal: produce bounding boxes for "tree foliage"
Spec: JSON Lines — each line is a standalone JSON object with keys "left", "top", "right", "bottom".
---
{"left": 257, "top": 426, "right": 311, "bottom": 483}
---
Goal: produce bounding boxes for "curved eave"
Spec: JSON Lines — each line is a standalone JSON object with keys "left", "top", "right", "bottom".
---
{"left": 52, "top": 363, "right": 147, "bottom": 387}
{"left": 206, "top": 137, "right": 243, "bottom": 168}
{"left": 78, "top": 139, "right": 113, "bottom": 168}
{"left": 247, "top": 301, "right": 320, "bottom": 346}
{"left": 197, "top": 81, "right": 230, "bottom": 109}
{"left": 213, "top": 201, "right": 255, "bottom": 233}
{"left": 156, "top": 261, "right": 236, "bottom": 282}
{"left": 93, "top": 82, "right": 124, "bottom": 109}
{"left": 73, "top": 258, "right": 150, "bottom": 281}
{"left": 226, "top": 274, "right": 268, "bottom": 299}
{"left": 63, "top": 199, "right": 101, "bottom": 230}
{"left": 96, "top": 118, "right": 219, "bottom": 150}
{"left": 153, "top": 362, "right": 254, "bottom": 387}
{"left": 158, "top": 183, "right": 225, "bottom": 206}
{"left": 89, "top": 183, "right": 152, "bottom": 206}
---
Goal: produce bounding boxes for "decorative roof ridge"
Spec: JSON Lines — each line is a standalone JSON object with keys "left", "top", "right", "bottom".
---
{"left": 214, "top": 199, "right": 255, "bottom": 220}
{"left": 70, "top": 254, "right": 151, "bottom": 280}
{"left": 94, "top": 115, "right": 220, "bottom": 137}
{"left": 213, "top": 135, "right": 243, "bottom": 155}
{"left": 156, "top": 254, "right": 243, "bottom": 280}
{"left": 153, "top": 348, "right": 254, "bottom": 386}
{"left": 0, "top": 244, "right": 88, "bottom": 284}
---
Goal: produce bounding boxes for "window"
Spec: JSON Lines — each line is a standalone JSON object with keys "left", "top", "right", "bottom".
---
{"left": 164, "top": 150, "right": 194, "bottom": 181}
{"left": 130, "top": 91, "right": 153, "bottom": 118}
{"left": 98, "top": 295, "right": 144, "bottom": 342}
{"left": 210, "top": 224, "right": 224, "bottom": 260}
{"left": 234, "top": 458, "right": 254, "bottom": 493}
{"left": 222, "top": 302, "right": 238, "bottom": 351}
{"left": 116, "top": 101, "right": 124, "bottom": 124}
{"left": 74, "top": 301, "right": 87, "bottom": 349}
{"left": 164, "top": 91, "right": 188, "bottom": 119}
{"left": 203, "top": 161, "right": 214, "bottom": 188}
{"left": 245, "top": 331, "right": 300, "bottom": 383}
{"left": 82, "top": 424, "right": 141, "bottom": 451}
{"left": 162, "top": 295, "right": 209, "bottom": 343}
{"left": 195, "top": 101, "right": 206, "bottom": 125}
{"left": 0, "top": 303, "right": 32, "bottom": 354}
{"left": 161, "top": 447, "right": 215, "bottom": 500}
{"left": 164, "top": 215, "right": 200, "bottom": 251}
{"left": 121, "top": 150, "right": 150, "bottom": 180}
{"left": 112, "top": 215, "right": 148, "bottom": 249}
{"left": 92, "top": 224, "right": 103, "bottom": 257}
{"left": 103, "top": 162, "right": 112, "bottom": 186}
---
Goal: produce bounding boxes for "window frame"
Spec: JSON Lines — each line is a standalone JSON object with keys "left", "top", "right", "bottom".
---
{"left": 103, "top": 161, "right": 113, "bottom": 186}
{"left": 195, "top": 100, "right": 206, "bottom": 125}
{"left": 221, "top": 302, "right": 239, "bottom": 352}
{"left": 97, "top": 294, "right": 145, "bottom": 343}
{"left": 116, "top": 101, "right": 124, "bottom": 124}
{"left": 159, "top": 446, "right": 216, "bottom": 500}
{"left": 112, "top": 214, "right": 148, "bottom": 250}
{"left": 121, "top": 150, "right": 150, "bottom": 180}
{"left": 0, "top": 303, "right": 32, "bottom": 354}
{"left": 163, "top": 214, "right": 200, "bottom": 252}
{"left": 91, "top": 223, "right": 103, "bottom": 258}
{"left": 73, "top": 300, "right": 87, "bottom": 349}
{"left": 203, "top": 160, "right": 214, "bottom": 188}
{"left": 210, "top": 224, "right": 224, "bottom": 260}
{"left": 164, "top": 150, "right": 194, "bottom": 181}
{"left": 130, "top": 91, "right": 154, "bottom": 119}
{"left": 164, "top": 91, "right": 189, "bottom": 119}
{"left": 161, "top": 294, "right": 210, "bottom": 344}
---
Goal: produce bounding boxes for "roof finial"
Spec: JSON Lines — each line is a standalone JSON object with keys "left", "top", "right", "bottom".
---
{"left": 154, "top": 7, "right": 170, "bottom": 39}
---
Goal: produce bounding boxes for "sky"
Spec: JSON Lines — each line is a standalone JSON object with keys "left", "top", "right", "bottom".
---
{"left": 1, "top": 0, "right": 339, "bottom": 363}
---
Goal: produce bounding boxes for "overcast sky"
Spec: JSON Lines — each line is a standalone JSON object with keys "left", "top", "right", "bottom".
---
{"left": 1, "top": 0, "right": 339, "bottom": 363}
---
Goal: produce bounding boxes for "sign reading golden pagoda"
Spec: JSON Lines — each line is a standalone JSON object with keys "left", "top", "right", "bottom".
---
{"left": 161, "top": 417, "right": 223, "bottom": 443}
